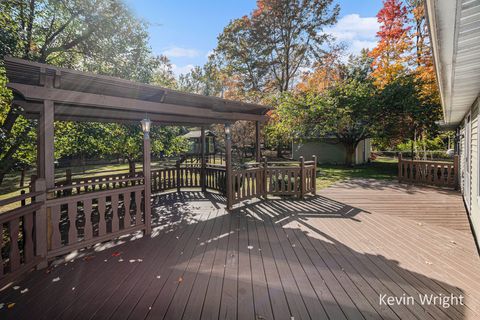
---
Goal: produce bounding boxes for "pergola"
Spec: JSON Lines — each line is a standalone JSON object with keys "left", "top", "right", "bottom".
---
{"left": 5, "top": 56, "right": 268, "bottom": 199}
{"left": 1, "top": 57, "right": 316, "bottom": 283}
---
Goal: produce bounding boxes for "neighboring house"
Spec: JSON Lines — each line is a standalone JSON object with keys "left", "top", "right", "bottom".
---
{"left": 292, "top": 138, "right": 371, "bottom": 165}
{"left": 426, "top": 0, "right": 480, "bottom": 247}
{"left": 182, "top": 129, "right": 216, "bottom": 154}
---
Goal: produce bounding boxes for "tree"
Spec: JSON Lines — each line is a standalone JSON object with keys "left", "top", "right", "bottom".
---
{"left": 308, "top": 80, "right": 378, "bottom": 165}
{"left": 376, "top": 75, "right": 441, "bottom": 154}
{"left": 151, "top": 55, "right": 178, "bottom": 89}
{"left": 0, "top": 0, "right": 169, "bottom": 184}
{"left": 215, "top": 0, "right": 339, "bottom": 157}
{"left": 370, "top": 0, "right": 411, "bottom": 88}
{"left": 296, "top": 49, "right": 347, "bottom": 93}
{"left": 177, "top": 56, "right": 224, "bottom": 97}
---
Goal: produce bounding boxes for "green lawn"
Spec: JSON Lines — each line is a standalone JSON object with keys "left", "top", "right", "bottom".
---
{"left": 315, "top": 156, "right": 398, "bottom": 190}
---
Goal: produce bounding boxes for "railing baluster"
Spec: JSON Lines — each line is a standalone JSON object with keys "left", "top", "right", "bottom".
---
{"left": 135, "top": 190, "right": 142, "bottom": 226}
{"left": 83, "top": 199, "right": 93, "bottom": 241}
{"left": 98, "top": 197, "right": 107, "bottom": 237}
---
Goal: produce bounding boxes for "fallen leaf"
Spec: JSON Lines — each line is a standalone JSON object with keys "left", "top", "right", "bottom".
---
{"left": 7, "top": 303, "right": 14, "bottom": 309}
{"left": 52, "top": 277, "right": 60, "bottom": 282}
{"left": 20, "top": 288, "right": 28, "bottom": 294}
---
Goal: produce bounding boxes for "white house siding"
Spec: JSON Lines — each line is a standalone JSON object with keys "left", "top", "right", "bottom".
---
{"left": 462, "top": 98, "right": 480, "bottom": 244}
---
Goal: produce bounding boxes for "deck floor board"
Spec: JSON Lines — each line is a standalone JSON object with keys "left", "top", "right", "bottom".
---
{"left": 1, "top": 182, "right": 479, "bottom": 320}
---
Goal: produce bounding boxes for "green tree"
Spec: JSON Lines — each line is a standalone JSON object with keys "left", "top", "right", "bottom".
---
{"left": 0, "top": 0, "right": 173, "bottom": 184}
{"left": 376, "top": 75, "right": 441, "bottom": 154}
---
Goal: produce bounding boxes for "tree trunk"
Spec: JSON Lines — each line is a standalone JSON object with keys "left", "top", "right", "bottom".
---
{"left": 345, "top": 144, "right": 356, "bottom": 167}
{"left": 276, "top": 142, "right": 283, "bottom": 158}
{"left": 20, "top": 169, "right": 26, "bottom": 187}
{"left": 0, "top": 171, "right": 5, "bottom": 186}
{"left": 128, "top": 159, "right": 135, "bottom": 174}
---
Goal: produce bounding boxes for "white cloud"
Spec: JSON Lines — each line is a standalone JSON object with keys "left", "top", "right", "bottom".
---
{"left": 172, "top": 64, "right": 194, "bottom": 76}
{"left": 162, "top": 46, "right": 199, "bottom": 58}
{"left": 326, "top": 14, "right": 379, "bottom": 55}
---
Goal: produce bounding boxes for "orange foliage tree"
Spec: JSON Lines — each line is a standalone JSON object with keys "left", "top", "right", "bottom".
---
{"left": 370, "top": 0, "right": 411, "bottom": 88}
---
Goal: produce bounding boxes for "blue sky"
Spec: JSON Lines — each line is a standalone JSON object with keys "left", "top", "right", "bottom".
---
{"left": 124, "top": 0, "right": 384, "bottom": 76}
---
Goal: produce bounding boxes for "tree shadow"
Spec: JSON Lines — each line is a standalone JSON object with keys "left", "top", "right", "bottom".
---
{"left": 0, "top": 191, "right": 473, "bottom": 320}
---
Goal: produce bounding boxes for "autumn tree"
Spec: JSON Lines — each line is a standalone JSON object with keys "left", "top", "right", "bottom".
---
{"left": 370, "top": 0, "right": 411, "bottom": 88}
{"left": 215, "top": 0, "right": 339, "bottom": 157}
{"left": 0, "top": 0, "right": 175, "bottom": 184}
{"left": 296, "top": 48, "right": 347, "bottom": 93}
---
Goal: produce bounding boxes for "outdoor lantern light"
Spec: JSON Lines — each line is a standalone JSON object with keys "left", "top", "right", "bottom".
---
{"left": 225, "top": 124, "right": 231, "bottom": 137}
{"left": 141, "top": 118, "right": 151, "bottom": 138}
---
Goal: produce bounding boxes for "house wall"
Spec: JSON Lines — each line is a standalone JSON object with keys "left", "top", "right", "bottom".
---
{"left": 292, "top": 139, "right": 371, "bottom": 165}
{"left": 460, "top": 98, "right": 480, "bottom": 247}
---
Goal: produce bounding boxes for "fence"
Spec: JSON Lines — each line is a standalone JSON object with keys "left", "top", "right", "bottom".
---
{"left": 398, "top": 154, "right": 459, "bottom": 188}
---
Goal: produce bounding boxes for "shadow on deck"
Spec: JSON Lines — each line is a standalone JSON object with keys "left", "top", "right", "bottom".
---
{"left": 0, "top": 190, "right": 478, "bottom": 319}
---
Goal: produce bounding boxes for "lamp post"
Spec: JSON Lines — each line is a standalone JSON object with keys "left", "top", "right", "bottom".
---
{"left": 141, "top": 117, "right": 152, "bottom": 234}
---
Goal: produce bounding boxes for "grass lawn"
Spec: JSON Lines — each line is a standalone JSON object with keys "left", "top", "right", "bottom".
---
{"left": 316, "top": 156, "right": 398, "bottom": 190}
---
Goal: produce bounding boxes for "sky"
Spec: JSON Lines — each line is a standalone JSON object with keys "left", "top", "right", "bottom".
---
{"left": 124, "top": 0, "right": 384, "bottom": 76}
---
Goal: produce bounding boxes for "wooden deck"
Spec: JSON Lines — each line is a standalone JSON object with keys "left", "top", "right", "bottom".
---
{"left": 1, "top": 181, "right": 479, "bottom": 319}
{"left": 320, "top": 179, "right": 471, "bottom": 232}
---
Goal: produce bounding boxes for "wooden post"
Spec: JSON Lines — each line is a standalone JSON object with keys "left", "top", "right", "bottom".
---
{"left": 65, "top": 169, "right": 72, "bottom": 196}
{"left": 143, "top": 134, "right": 152, "bottom": 235}
{"left": 263, "top": 156, "right": 268, "bottom": 198}
{"left": 176, "top": 160, "right": 181, "bottom": 193}
{"left": 39, "top": 100, "right": 55, "bottom": 189}
{"left": 201, "top": 127, "right": 206, "bottom": 192}
{"left": 312, "top": 155, "right": 317, "bottom": 195}
{"left": 300, "top": 156, "right": 305, "bottom": 199}
{"left": 398, "top": 152, "right": 403, "bottom": 182}
{"left": 34, "top": 178, "right": 48, "bottom": 269}
{"left": 225, "top": 124, "right": 233, "bottom": 210}
{"left": 454, "top": 154, "right": 459, "bottom": 190}
{"left": 255, "top": 121, "right": 261, "bottom": 162}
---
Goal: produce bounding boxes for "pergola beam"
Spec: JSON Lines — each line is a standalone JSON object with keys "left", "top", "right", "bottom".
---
{"left": 8, "top": 83, "right": 268, "bottom": 123}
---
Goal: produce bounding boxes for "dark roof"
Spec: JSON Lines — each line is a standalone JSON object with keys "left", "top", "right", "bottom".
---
{"left": 5, "top": 57, "right": 271, "bottom": 125}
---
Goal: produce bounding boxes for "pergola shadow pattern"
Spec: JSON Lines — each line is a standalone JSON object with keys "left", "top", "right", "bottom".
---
{"left": 1, "top": 191, "right": 478, "bottom": 319}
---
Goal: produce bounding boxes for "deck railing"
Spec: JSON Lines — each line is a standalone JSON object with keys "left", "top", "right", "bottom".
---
{"left": 398, "top": 153, "right": 459, "bottom": 188}
{"left": 0, "top": 185, "right": 45, "bottom": 286}
{"left": 151, "top": 163, "right": 225, "bottom": 193}
{"left": 0, "top": 155, "right": 316, "bottom": 283}
{"left": 229, "top": 156, "right": 317, "bottom": 205}
{"left": 45, "top": 175, "right": 146, "bottom": 258}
